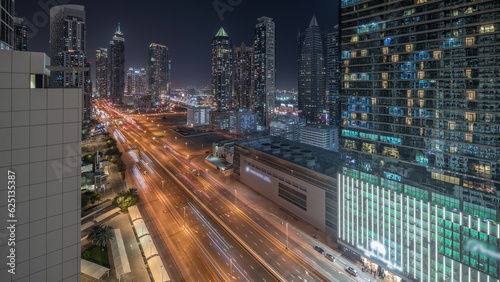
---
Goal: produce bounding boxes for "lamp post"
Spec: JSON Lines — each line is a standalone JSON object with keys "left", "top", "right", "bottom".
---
{"left": 234, "top": 189, "right": 237, "bottom": 207}
{"left": 161, "top": 180, "right": 165, "bottom": 189}
{"left": 161, "top": 265, "right": 164, "bottom": 282}
{"left": 285, "top": 222, "right": 289, "bottom": 250}
{"left": 185, "top": 142, "right": 188, "bottom": 149}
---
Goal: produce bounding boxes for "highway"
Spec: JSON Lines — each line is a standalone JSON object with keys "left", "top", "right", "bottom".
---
{"left": 95, "top": 100, "right": 360, "bottom": 282}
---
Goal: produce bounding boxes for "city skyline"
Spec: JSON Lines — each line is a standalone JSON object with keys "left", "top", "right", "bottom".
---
{"left": 16, "top": 0, "right": 340, "bottom": 89}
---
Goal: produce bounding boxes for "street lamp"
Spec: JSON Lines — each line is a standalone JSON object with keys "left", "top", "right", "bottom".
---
{"left": 234, "top": 189, "right": 237, "bottom": 207}
{"left": 285, "top": 222, "right": 289, "bottom": 250}
{"left": 161, "top": 265, "right": 164, "bottom": 282}
{"left": 161, "top": 180, "right": 165, "bottom": 189}
{"left": 185, "top": 142, "right": 188, "bottom": 149}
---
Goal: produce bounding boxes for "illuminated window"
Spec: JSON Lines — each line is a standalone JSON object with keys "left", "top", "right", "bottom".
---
{"left": 452, "top": 9, "right": 458, "bottom": 16}
{"left": 480, "top": 25, "right": 495, "bottom": 33}
{"left": 371, "top": 98, "right": 377, "bottom": 105}
{"left": 361, "top": 49, "right": 367, "bottom": 56}
{"left": 351, "top": 113, "right": 358, "bottom": 119}
{"left": 406, "top": 117, "right": 412, "bottom": 125}
{"left": 465, "top": 6, "right": 474, "bottom": 14}
{"left": 361, "top": 143, "right": 376, "bottom": 154}
{"left": 418, "top": 90, "right": 424, "bottom": 98}
{"left": 405, "top": 44, "right": 413, "bottom": 52}
{"left": 431, "top": 172, "right": 460, "bottom": 184}
{"left": 416, "top": 0, "right": 427, "bottom": 3}
{"left": 470, "top": 164, "right": 491, "bottom": 179}
{"left": 433, "top": 51, "right": 442, "bottom": 59}
{"left": 351, "top": 36, "right": 359, "bottom": 42}
{"left": 469, "top": 123, "right": 474, "bottom": 132}
{"left": 465, "top": 69, "right": 472, "bottom": 78}
{"left": 466, "top": 37, "right": 475, "bottom": 46}
{"left": 351, "top": 74, "right": 357, "bottom": 80}
{"left": 391, "top": 55, "right": 399, "bottom": 62}
{"left": 420, "top": 62, "right": 425, "bottom": 70}
{"left": 382, "top": 81, "right": 388, "bottom": 88}
{"left": 448, "top": 121, "right": 455, "bottom": 130}
{"left": 345, "top": 60, "right": 350, "bottom": 66}
{"left": 344, "top": 140, "right": 357, "bottom": 150}
{"left": 382, "top": 47, "right": 389, "bottom": 54}
{"left": 419, "top": 99, "right": 425, "bottom": 107}
{"left": 404, "top": 8, "right": 416, "bottom": 16}
{"left": 450, "top": 146, "right": 457, "bottom": 153}
{"left": 382, "top": 73, "right": 388, "bottom": 80}
{"left": 465, "top": 112, "right": 476, "bottom": 121}
{"left": 351, "top": 51, "right": 357, "bottom": 58}
{"left": 418, "top": 71, "right": 425, "bottom": 79}
{"left": 467, "top": 91, "right": 476, "bottom": 100}
{"left": 466, "top": 133, "right": 473, "bottom": 142}
{"left": 407, "top": 90, "right": 412, "bottom": 97}
{"left": 344, "top": 82, "right": 350, "bottom": 88}
{"left": 408, "top": 100, "right": 414, "bottom": 107}
{"left": 361, "top": 113, "right": 368, "bottom": 120}
{"left": 382, "top": 147, "right": 399, "bottom": 159}
{"left": 344, "top": 74, "right": 349, "bottom": 80}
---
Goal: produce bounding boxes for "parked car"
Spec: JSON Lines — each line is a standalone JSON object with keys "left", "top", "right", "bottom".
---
{"left": 325, "top": 253, "right": 334, "bottom": 261}
{"left": 314, "top": 246, "right": 325, "bottom": 255}
{"left": 345, "top": 266, "right": 358, "bottom": 276}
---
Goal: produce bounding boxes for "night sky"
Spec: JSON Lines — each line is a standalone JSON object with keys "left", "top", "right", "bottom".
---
{"left": 17, "top": 0, "right": 339, "bottom": 89}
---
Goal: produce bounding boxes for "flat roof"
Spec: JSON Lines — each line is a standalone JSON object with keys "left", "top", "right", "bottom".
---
{"left": 234, "top": 136, "right": 340, "bottom": 177}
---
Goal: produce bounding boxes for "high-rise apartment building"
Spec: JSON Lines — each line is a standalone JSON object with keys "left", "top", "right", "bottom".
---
{"left": 126, "top": 68, "right": 147, "bottom": 95}
{"left": 298, "top": 16, "right": 327, "bottom": 125}
{"left": 49, "top": 5, "right": 91, "bottom": 123}
{"left": 326, "top": 25, "right": 340, "bottom": 126}
{"left": 300, "top": 125, "right": 339, "bottom": 152}
{"left": 233, "top": 42, "right": 253, "bottom": 110}
{"left": 148, "top": 43, "right": 170, "bottom": 103}
{"left": 211, "top": 27, "right": 232, "bottom": 112}
{"left": 253, "top": 16, "right": 276, "bottom": 128}
{"left": 0, "top": 0, "right": 14, "bottom": 50}
{"left": 13, "top": 17, "right": 27, "bottom": 51}
{"left": 95, "top": 48, "right": 108, "bottom": 99}
{"left": 339, "top": 1, "right": 500, "bottom": 281}
{"left": 0, "top": 50, "right": 82, "bottom": 281}
{"left": 109, "top": 24, "right": 125, "bottom": 104}
{"left": 49, "top": 5, "right": 86, "bottom": 88}
{"left": 269, "top": 113, "right": 306, "bottom": 142}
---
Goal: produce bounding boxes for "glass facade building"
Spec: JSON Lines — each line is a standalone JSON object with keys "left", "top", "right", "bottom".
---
{"left": 211, "top": 27, "right": 233, "bottom": 112}
{"left": 148, "top": 43, "right": 170, "bottom": 103}
{"left": 339, "top": 0, "right": 500, "bottom": 281}
{"left": 109, "top": 24, "right": 125, "bottom": 104}
{"left": 298, "top": 16, "right": 327, "bottom": 125}
{"left": 253, "top": 16, "right": 276, "bottom": 128}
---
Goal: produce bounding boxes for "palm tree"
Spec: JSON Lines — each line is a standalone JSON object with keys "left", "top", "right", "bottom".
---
{"left": 113, "top": 188, "right": 140, "bottom": 213}
{"left": 88, "top": 224, "right": 114, "bottom": 249}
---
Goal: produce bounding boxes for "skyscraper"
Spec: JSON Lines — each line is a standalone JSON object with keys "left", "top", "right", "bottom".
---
{"left": 49, "top": 5, "right": 91, "bottom": 123}
{"left": 253, "top": 16, "right": 276, "bottom": 128}
{"left": 148, "top": 43, "right": 170, "bottom": 103}
{"left": 233, "top": 42, "right": 253, "bottom": 110}
{"left": 126, "top": 68, "right": 147, "bottom": 95}
{"left": 13, "top": 17, "right": 27, "bottom": 51}
{"left": 326, "top": 25, "right": 340, "bottom": 126}
{"left": 49, "top": 5, "right": 86, "bottom": 88}
{"left": 108, "top": 23, "right": 125, "bottom": 104}
{"left": 298, "top": 16, "right": 326, "bottom": 125}
{"left": 0, "top": 0, "right": 14, "bottom": 50}
{"left": 0, "top": 50, "right": 82, "bottom": 282}
{"left": 339, "top": 1, "right": 500, "bottom": 281}
{"left": 211, "top": 27, "right": 232, "bottom": 112}
{"left": 95, "top": 48, "right": 108, "bottom": 99}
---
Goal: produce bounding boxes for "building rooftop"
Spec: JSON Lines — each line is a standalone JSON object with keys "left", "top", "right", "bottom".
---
{"left": 235, "top": 136, "right": 340, "bottom": 177}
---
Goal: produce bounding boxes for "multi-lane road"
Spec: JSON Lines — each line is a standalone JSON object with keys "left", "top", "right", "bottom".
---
{"left": 95, "top": 100, "right": 360, "bottom": 282}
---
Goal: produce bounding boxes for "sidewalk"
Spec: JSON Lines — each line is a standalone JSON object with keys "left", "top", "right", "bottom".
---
{"left": 81, "top": 129, "right": 151, "bottom": 282}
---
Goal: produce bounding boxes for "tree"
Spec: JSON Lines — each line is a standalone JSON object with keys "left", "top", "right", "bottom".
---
{"left": 88, "top": 224, "right": 114, "bottom": 249}
{"left": 113, "top": 188, "right": 140, "bottom": 213}
{"left": 89, "top": 192, "right": 102, "bottom": 205}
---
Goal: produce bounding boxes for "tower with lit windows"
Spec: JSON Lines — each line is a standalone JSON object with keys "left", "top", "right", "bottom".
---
{"left": 109, "top": 23, "right": 125, "bottom": 104}
{"left": 339, "top": 0, "right": 500, "bottom": 281}
{"left": 211, "top": 27, "right": 232, "bottom": 112}
{"left": 253, "top": 16, "right": 276, "bottom": 128}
